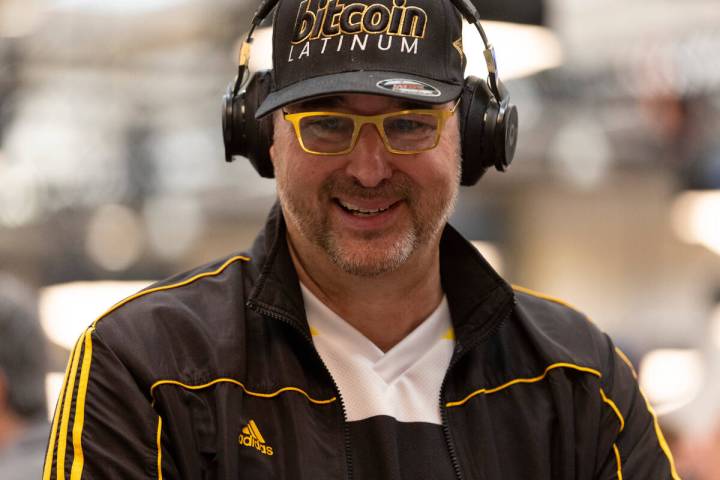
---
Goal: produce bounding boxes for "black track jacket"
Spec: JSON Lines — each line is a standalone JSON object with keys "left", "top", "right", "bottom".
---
{"left": 44, "top": 204, "right": 679, "bottom": 479}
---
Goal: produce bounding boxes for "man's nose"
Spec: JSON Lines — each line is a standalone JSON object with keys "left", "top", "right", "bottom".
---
{"left": 343, "top": 124, "right": 393, "bottom": 188}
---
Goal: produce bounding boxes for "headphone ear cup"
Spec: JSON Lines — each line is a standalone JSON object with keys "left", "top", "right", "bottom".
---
{"left": 222, "top": 70, "right": 275, "bottom": 178}
{"left": 222, "top": 82, "right": 236, "bottom": 161}
{"left": 459, "top": 76, "right": 494, "bottom": 186}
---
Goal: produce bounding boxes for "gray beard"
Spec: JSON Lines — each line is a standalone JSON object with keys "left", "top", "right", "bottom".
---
{"left": 279, "top": 170, "right": 459, "bottom": 278}
{"left": 321, "top": 221, "right": 417, "bottom": 277}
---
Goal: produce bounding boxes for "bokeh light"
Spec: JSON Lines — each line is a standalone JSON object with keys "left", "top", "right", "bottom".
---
{"left": 39, "top": 280, "right": 153, "bottom": 350}
{"left": 640, "top": 349, "right": 705, "bottom": 416}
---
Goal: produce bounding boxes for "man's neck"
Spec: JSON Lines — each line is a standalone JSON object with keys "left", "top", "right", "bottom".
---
{"left": 287, "top": 233, "right": 444, "bottom": 352}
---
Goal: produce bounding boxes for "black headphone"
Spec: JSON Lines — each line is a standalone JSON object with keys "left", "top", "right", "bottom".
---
{"left": 223, "top": 0, "right": 518, "bottom": 186}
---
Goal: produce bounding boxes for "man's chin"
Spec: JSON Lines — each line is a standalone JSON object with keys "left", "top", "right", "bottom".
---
{"left": 328, "top": 255, "right": 405, "bottom": 278}
{"left": 324, "top": 232, "right": 416, "bottom": 277}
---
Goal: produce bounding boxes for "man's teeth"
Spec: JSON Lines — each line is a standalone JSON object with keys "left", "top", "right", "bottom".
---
{"left": 338, "top": 200, "right": 390, "bottom": 216}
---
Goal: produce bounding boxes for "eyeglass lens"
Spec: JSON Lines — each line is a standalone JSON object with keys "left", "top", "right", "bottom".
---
{"left": 299, "top": 115, "right": 355, "bottom": 153}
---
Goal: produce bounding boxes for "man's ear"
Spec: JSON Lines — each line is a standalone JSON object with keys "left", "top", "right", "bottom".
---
{"left": 269, "top": 139, "right": 277, "bottom": 167}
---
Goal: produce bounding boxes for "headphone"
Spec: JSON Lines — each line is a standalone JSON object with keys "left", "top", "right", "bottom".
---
{"left": 223, "top": 0, "right": 518, "bottom": 186}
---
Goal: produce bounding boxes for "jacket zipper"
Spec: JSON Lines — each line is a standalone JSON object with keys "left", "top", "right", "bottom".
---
{"left": 248, "top": 301, "right": 353, "bottom": 480}
{"left": 439, "top": 296, "right": 516, "bottom": 480}
{"left": 440, "top": 349, "right": 466, "bottom": 480}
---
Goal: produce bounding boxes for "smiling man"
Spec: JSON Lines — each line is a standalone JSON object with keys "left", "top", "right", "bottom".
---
{"left": 43, "top": 0, "right": 679, "bottom": 479}
{"left": 272, "top": 93, "right": 462, "bottom": 351}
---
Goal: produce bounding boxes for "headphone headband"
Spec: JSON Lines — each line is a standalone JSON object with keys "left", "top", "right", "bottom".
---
{"left": 222, "top": 0, "right": 519, "bottom": 185}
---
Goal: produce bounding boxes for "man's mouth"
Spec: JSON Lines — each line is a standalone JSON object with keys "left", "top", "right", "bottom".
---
{"left": 335, "top": 199, "right": 399, "bottom": 217}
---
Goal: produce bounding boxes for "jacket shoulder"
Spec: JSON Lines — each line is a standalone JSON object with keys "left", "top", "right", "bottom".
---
{"left": 94, "top": 254, "right": 252, "bottom": 330}
{"left": 87, "top": 254, "right": 255, "bottom": 379}
{"left": 511, "top": 285, "right": 613, "bottom": 377}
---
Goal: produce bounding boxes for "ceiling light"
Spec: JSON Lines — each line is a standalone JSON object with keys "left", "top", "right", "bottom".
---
{"left": 463, "top": 21, "right": 563, "bottom": 80}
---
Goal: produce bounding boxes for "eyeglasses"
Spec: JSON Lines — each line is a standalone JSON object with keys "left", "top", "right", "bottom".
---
{"left": 282, "top": 98, "right": 461, "bottom": 156}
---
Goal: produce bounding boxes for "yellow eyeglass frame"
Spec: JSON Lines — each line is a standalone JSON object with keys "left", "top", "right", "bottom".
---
{"left": 282, "top": 97, "right": 461, "bottom": 156}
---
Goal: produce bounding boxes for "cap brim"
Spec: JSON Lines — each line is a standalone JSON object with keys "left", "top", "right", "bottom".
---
{"left": 255, "top": 71, "right": 462, "bottom": 119}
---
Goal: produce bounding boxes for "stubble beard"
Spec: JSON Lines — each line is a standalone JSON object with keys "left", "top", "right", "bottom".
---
{"left": 278, "top": 167, "right": 460, "bottom": 278}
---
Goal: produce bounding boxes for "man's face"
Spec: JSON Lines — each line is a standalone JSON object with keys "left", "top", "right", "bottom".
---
{"left": 270, "top": 93, "right": 461, "bottom": 277}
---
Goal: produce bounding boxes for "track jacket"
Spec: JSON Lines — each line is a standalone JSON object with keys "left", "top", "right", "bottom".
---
{"left": 44, "top": 204, "right": 679, "bottom": 479}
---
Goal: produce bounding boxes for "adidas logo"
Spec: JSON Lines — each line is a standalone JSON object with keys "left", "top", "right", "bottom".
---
{"left": 238, "top": 419, "right": 274, "bottom": 456}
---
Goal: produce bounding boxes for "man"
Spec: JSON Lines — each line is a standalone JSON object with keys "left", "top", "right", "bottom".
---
{"left": 44, "top": 0, "right": 679, "bottom": 478}
{"left": 0, "top": 274, "right": 49, "bottom": 480}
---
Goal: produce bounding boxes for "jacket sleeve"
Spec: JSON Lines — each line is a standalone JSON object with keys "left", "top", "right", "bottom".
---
{"left": 42, "top": 326, "right": 172, "bottom": 479}
{"left": 594, "top": 343, "right": 680, "bottom": 479}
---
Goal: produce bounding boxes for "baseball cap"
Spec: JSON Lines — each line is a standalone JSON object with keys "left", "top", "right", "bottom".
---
{"left": 255, "top": 0, "right": 467, "bottom": 118}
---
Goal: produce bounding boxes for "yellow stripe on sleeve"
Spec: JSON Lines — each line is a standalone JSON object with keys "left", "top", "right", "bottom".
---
{"left": 613, "top": 443, "right": 623, "bottom": 479}
{"left": 638, "top": 386, "right": 681, "bottom": 479}
{"left": 43, "top": 335, "right": 84, "bottom": 480}
{"left": 156, "top": 416, "right": 163, "bottom": 480}
{"left": 615, "top": 349, "right": 680, "bottom": 479}
{"left": 56, "top": 333, "right": 86, "bottom": 480}
{"left": 53, "top": 255, "right": 250, "bottom": 478}
{"left": 69, "top": 328, "right": 95, "bottom": 479}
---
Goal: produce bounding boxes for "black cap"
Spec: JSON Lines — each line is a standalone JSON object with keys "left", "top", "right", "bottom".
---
{"left": 255, "top": 0, "right": 466, "bottom": 118}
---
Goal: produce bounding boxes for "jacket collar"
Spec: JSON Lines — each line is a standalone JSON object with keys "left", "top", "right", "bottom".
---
{"left": 247, "top": 203, "right": 515, "bottom": 348}
{"left": 246, "top": 203, "right": 308, "bottom": 335}
{"left": 438, "top": 225, "right": 516, "bottom": 349}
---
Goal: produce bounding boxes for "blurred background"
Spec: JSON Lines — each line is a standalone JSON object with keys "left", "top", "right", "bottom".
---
{"left": 0, "top": 0, "right": 719, "bottom": 477}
